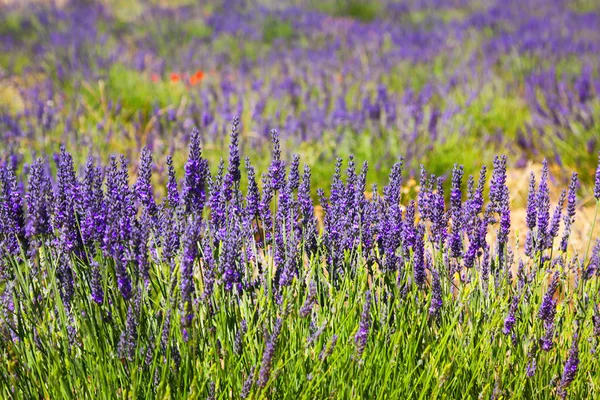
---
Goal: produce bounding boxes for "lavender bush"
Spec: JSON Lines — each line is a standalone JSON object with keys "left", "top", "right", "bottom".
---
{"left": 1, "top": 0, "right": 599, "bottom": 187}
{"left": 1, "top": 119, "right": 600, "bottom": 397}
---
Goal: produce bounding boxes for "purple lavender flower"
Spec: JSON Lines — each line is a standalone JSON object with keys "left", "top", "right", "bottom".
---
{"left": 244, "top": 157, "right": 259, "bottom": 222}
{"left": 449, "top": 164, "right": 464, "bottom": 258}
{"left": 502, "top": 296, "right": 519, "bottom": 336}
{"left": 81, "top": 159, "right": 105, "bottom": 246}
{"left": 319, "top": 334, "right": 338, "bottom": 362}
{"left": 135, "top": 147, "right": 156, "bottom": 215}
{"left": 540, "top": 321, "right": 555, "bottom": 351}
{"left": 299, "top": 281, "right": 317, "bottom": 318}
{"left": 115, "top": 258, "right": 132, "bottom": 301}
{"left": 413, "top": 223, "right": 426, "bottom": 286}
{"left": 1, "top": 163, "right": 25, "bottom": 254}
{"left": 268, "top": 129, "right": 286, "bottom": 192}
{"left": 26, "top": 158, "right": 53, "bottom": 239}
{"left": 593, "top": 305, "right": 600, "bottom": 337}
{"left": 181, "top": 223, "right": 199, "bottom": 327}
{"left": 259, "top": 173, "right": 274, "bottom": 244}
{"left": 240, "top": 366, "right": 255, "bottom": 398}
{"left": 594, "top": 152, "right": 600, "bottom": 201}
{"left": 288, "top": 154, "right": 300, "bottom": 193}
{"left": 55, "top": 146, "right": 81, "bottom": 253}
{"left": 298, "top": 164, "right": 317, "bottom": 254}
{"left": 257, "top": 318, "right": 282, "bottom": 388}
{"left": 165, "top": 155, "right": 180, "bottom": 209}
{"left": 118, "top": 302, "right": 138, "bottom": 362}
{"left": 201, "top": 239, "right": 216, "bottom": 299}
{"left": 429, "top": 268, "right": 443, "bottom": 318}
{"left": 430, "top": 177, "right": 447, "bottom": 247}
{"left": 558, "top": 334, "right": 579, "bottom": 398}
{"left": 90, "top": 260, "right": 104, "bottom": 305}
{"left": 584, "top": 240, "right": 600, "bottom": 279}
{"left": 536, "top": 160, "right": 551, "bottom": 252}
{"left": 560, "top": 173, "right": 578, "bottom": 253}
{"left": 183, "top": 128, "right": 209, "bottom": 214}
{"left": 490, "top": 156, "right": 510, "bottom": 263}
{"left": 222, "top": 225, "right": 243, "bottom": 292}
{"left": 538, "top": 272, "right": 559, "bottom": 322}
{"left": 224, "top": 117, "right": 241, "bottom": 202}
{"left": 354, "top": 291, "right": 371, "bottom": 359}
{"left": 525, "top": 172, "right": 537, "bottom": 231}
{"left": 234, "top": 319, "right": 247, "bottom": 355}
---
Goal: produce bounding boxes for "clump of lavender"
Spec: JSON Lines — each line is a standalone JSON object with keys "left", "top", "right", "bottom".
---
{"left": 355, "top": 291, "right": 371, "bottom": 359}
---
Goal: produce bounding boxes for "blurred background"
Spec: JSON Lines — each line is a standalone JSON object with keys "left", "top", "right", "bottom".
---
{"left": 0, "top": 0, "right": 599, "bottom": 204}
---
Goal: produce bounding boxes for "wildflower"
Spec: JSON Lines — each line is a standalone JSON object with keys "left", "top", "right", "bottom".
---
{"left": 170, "top": 72, "right": 181, "bottom": 83}
{"left": 189, "top": 70, "right": 204, "bottom": 85}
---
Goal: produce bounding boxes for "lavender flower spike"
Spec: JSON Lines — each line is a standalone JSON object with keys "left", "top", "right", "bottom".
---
{"left": 558, "top": 334, "right": 579, "bottom": 399}
{"left": 594, "top": 152, "right": 600, "bottom": 201}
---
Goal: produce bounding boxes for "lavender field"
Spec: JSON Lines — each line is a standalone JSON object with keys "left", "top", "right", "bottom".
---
{"left": 1, "top": 0, "right": 600, "bottom": 398}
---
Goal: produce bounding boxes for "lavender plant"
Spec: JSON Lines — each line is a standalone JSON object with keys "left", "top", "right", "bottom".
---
{"left": 1, "top": 121, "right": 600, "bottom": 398}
